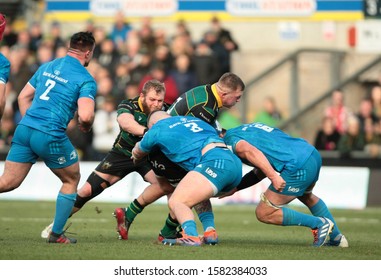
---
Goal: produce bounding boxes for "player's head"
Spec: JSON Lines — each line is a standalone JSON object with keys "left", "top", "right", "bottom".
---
{"left": 216, "top": 72, "right": 245, "bottom": 109}
{"left": 69, "top": 31, "right": 96, "bottom": 67}
{"left": 147, "top": 110, "right": 170, "bottom": 128}
{"left": 140, "top": 79, "right": 166, "bottom": 114}
{"left": 0, "top": 14, "right": 6, "bottom": 41}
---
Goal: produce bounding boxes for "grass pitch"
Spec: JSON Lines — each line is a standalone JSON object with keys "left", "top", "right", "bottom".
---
{"left": 0, "top": 200, "right": 380, "bottom": 260}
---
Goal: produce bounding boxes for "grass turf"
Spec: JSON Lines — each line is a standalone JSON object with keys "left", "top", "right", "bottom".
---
{"left": 0, "top": 200, "right": 380, "bottom": 260}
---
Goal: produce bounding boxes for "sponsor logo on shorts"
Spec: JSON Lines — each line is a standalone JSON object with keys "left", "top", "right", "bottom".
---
{"left": 58, "top": 157, "right": 66, "bottom": 165}
{"left": 205, "top": 167, "right": 217, "bottom": 178}
{"left": 150, "top": 160, "right": 165, "bottom": 170}
{"left": 70, "top": 150, "right": 77, "bottom": 160}
{"left": 287, "top": 186, "right": 299, "bottom": 193}
{"left": 101, "top": 161, "right": 112, "bottom": 170}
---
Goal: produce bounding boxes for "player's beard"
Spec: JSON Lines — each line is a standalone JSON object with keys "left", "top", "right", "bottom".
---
{"left": 142, "top": 100, "right": 160, "bottom": 115}
{"left": 141, "top": 100, "right": 151, "bottom": 114}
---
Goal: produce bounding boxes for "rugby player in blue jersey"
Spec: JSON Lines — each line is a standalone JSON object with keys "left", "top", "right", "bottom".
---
{"left": 0, "top": 31, "right": 97, "bottom": 244}
{"left": 131, "top": 111, "right": 243, "bottom": 246}
{"left": 223, "top": 123, "right": 348, "bottom": 247}
{"left": 0, "top": 13, "right": 10, "bottom": 122}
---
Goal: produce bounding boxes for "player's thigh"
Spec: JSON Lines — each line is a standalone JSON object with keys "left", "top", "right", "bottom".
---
{"left": 263, "top": 188, "right": 296, "bottom": 207}
{"left": 50, "top": 162, "right": 80, "bottom": 192}
{"left": 0, "top": 160, "right": 32, "bottom": 189}
{"left": 171, "top": 171, "right": 214, "bottom": 208}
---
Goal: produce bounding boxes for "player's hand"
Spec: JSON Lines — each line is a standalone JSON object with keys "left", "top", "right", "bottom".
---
{"left": 78, "top": 122, "right": 92, "bottom": 133}
{"left": 271, "top": 174, "right": 286, "bottom": 192}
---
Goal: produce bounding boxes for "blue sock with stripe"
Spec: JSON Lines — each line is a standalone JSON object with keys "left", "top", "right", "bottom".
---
{"left": 282, "top": 207, "right": 322, "bottom": 229}
{"left": 52, "top": 192, "right": 76, "bottom": 235}
{"left": 310, "top": 199, "right": 341, "bottom": 239}
{"left": 198, "top": 211, "right": 215, "bottom": 231}
{"left": 182, "top": 220, "right": 198, "bottom": 237}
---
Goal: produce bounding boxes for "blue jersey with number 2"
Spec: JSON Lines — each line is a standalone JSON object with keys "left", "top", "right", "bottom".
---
{"left": 139, "top": 116, "right": 225, "bottom": 171}
{"left": 20, "top": 55, "right": 96, "bottom": 136}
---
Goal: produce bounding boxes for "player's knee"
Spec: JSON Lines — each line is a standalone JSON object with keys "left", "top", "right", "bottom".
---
{"left": 255, "top": 205, "right": 267, "bottom": 223}
{"left": 167, "top": 197, "right": 176, "bottom": 212}
{"left": 74, "top": 172, "right": 110, "bottom": 209}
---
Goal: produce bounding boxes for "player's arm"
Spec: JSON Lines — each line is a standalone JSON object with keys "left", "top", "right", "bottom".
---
{"left": 131, "top": 141, "right": 148, "bottom": 163}
{"left": 0, "top": 83, "right": 6, "bottom": 120}
{"left": 235, "top": 140, "right": 286, "bottom": 192}
{"left": 118, "top": 111, "right": 147, "bottom": 136}
{"left": 77, "top": 97, "right": 95, "bottom": 133}
{"left": 18, "top": 83, "right": 36, "bottom": 117}
{"left": 131, "top": 128, "right": 156, "bottom": 162}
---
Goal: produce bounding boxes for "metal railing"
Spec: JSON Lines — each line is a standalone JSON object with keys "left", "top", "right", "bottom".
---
{"left": 241, "top": 48, "right": 347, "bottom": 123}
{"left": 242, "top": 48, "right": 381, "bottom": 133}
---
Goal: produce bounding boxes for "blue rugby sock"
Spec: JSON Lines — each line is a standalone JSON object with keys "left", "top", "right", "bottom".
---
{"left": 182, "top": 220, "right": 198, "bottom": 237}
{"left": 52, "top": 192, "right": 76, "bottom": 235}
{"left": 310, "top": 199, "right": 341, "bottom": 239}
{"left": 282, "top": 207, "right": 322, "bottom": 229}
{"left": 198, "top": 211, "right": 215, "bottom": 231}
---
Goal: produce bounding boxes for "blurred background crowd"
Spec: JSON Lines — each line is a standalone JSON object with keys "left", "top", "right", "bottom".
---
{"left": 1, "top": 8, "right": 381, "bottom": 161}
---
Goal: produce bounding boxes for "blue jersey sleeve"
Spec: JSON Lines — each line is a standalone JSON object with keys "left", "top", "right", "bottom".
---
{"left": 79, "top": 80, "right": 97, "bottom": 101}
{"left": 0, "top": 54, "right": 11, "bottom": 84}
{"left": 139, "top": 127, "right": 159, "bottom": 153}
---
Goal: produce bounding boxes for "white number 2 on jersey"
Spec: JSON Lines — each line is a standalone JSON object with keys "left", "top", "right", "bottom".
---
{"left": 39, "top": 79, "right": 56, "bottom": 101}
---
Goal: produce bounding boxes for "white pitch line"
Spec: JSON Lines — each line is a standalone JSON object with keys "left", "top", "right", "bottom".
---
{"left": 0, "top": 217, "right": 379, "bottom": 223}
{"left": 0, "top": 217, "right": 109, "bottom": 223}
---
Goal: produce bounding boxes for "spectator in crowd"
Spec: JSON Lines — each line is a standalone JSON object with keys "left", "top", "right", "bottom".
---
{"left": 152, "top": 44, "right": 173, "bottom": 73}
{"left": 110, "top": 11, "right": 132, "bottom": 52}
{"left": 8, "top": 44, "right": 33, "bottom": 123}
{"left": 370, "top": 84, "right": 381, "bottom": 119}
{"left": 29, "top": 42, "right": 54, "bottom": 73}
{"left": 192, "top": 41, "right": 220, "bottom": 84}
{"left": 324, "top": 89, "right": 351, "bottom": 135}
{"left": 356, "top": 97, "right": 380, "bottom": 133}
{"left": 138, "top": 62, "right": 179, "bottom": 105}
{"left": 363, "top": 118, "right": 381, "bottom": 158}
{"left": 28, "top": 21, "right": 43, "bottom": 54}
{"left": 314, "top": 116, "right": 341, "bottom": 151}
{"left": 201, "top": 30, "right": 229, "bottom": 77}
{"left": 113, "top": 62, "right": 132, "bottom": 104}
{"left": 138, "top": 17, "right": 156, "bottom": 55}
{"left": 169, "top": 53, "right": 197, "bottom": 94}
{"left": 96, "top": 75, "right": 115, "bottom": 104}
{"left": 253, "top": 96, "right": 283, "bottom": 127}
{"left": 173, "top": 19, "right": 191, "bottom": 39}
{"left": 123, "top": 82, "right": 140, "bottom": 100}
{"left": 92, "top": 96, "right": 119, "bottom": 159}
{"left": 210, "top": 16, "right": 239, "bottom": 73}
{"left": 169, "top": 33, "right": 194, "bottom": 58}
{"left": 337, "top": 115, "right": 365, "bottom": 158}
{"left": 48, "top": 21, "right": 66, "bottom": 54}
{"left": 96, "top": 38, "right": 121, "bottom": 76}
{"left": 128, "top": 47, "right": 152, "bottom": 85}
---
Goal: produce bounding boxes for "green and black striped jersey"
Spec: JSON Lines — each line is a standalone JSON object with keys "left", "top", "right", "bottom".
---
{"left": 167, "top": 84, "right": 222, "bottom": 126}
{"left": 112, "top": 96, "right": 168, "bottom": 156}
